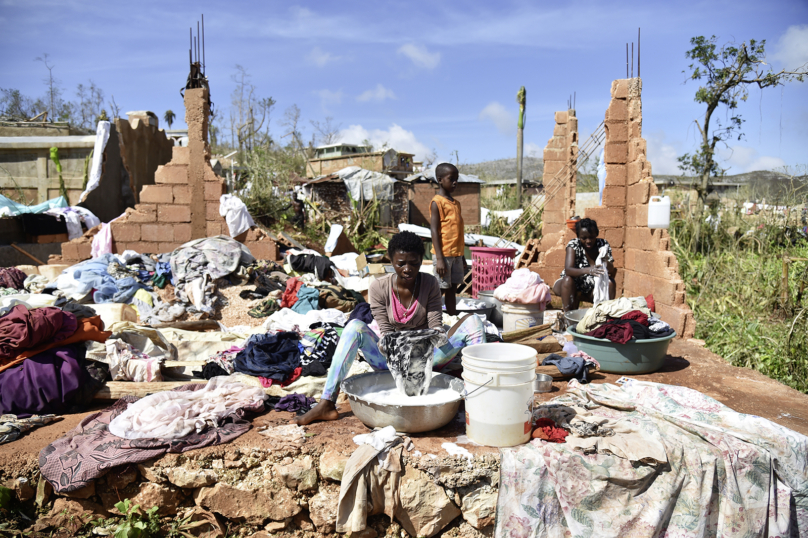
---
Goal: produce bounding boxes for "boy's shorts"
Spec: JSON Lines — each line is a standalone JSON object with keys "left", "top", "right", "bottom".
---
{"left": 433, "top": 256, "right": 465, "bottom": 289}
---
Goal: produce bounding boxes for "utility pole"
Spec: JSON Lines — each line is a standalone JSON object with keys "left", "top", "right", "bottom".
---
{"left": 516, "top": 86, "right": 526, "bottom": 206}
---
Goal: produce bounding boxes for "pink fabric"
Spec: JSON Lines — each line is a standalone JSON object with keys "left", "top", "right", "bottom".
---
{"left": 391, "top": 285, "right": 419, "bottom": 324}
{"left": 493, "top": 268, "right": 552, "bottom": 305}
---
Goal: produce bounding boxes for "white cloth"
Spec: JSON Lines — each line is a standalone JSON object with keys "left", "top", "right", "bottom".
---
{"left": 262, "top": 307, "right": 348, "bottom": 332}
{"left": 592, "top": 244, "right": 611, "bottom": 305}
{"left": 324, "top": 224, "right": 345, "bottom": 253}
{"left": 108, "top": 377, "right": 265, "bottom": 440}
{"left": 481, "top": 208, "right": 524, "bottom": 227}
{"left": 219, "top": 194, "right": 255, "bottom": 237}
{"left": 597, "top": 147, "right": 607, "bottom": 206}
{"left": 493, "top": 267, "right": 552, "bottom": 305}
{"left": 0, "top": 294, "right": 58, "bottom": 316}
{"left": 79, "top": 121, "right": 111, "bottom": 202}
{"left": 103, "top": 339, "right": 163, "bottom": 383}
{"left": 23, "top": 274, "right": 48, "bottom": 293}
{"left": 44, "top": 206, "right": 101, "bottom": 240}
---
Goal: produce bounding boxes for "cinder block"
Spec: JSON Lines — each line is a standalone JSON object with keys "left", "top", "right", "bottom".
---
{"left": 546, "top": 136, "right": 567, "bottom": 149}
{"left": 132, "top": 242, "right": 159, "bottom": 253}
{"left": 629, "top": 119, "right": 642, "bottom": 139}
{"left": 605, "top": 121, "right": 628, "bottom": 143}
{"left": 543, "top": 160, "right": 565, "bottom": 178}
{"left": 567, "top": 116, "right": 578, "bottom": 132}
{"left": 627, "top": 160, "right": 644, "bottom": 186}
{"left": 605, "top": 99, "right": 628, "bottom": 122}
{"left": 542, "top": 210, "right": 566, "bottom": 225}
{"left": 544, "top": 247, "right": 567, "bottom": 268}
{"left": 628, "top": 99, "right": 642, "bottom": 122}
{"left": 611, "top": 79, "right": 628, "bottom": 99}
{"left": 76, "top": 243, "right": 92, "bottom": 260}
{"left": 140, "top": 185, "right": 174, "bottom": 204}
{"left": 611, "top": 248, "right": 624, "bottom": 269}
{"left": 604, "top": 142, "right": 628, "bottom": 164}
{"left": 674, "top": 291, "right": 686, "bottom": 306}
{"left": 206, "top": 202, "right": 220, "bottom": 221}
{"left": 207, "top": 221, "right": 224, "bottom": 236}
{"left": 155, "top": 164, "right": 188, "bottom": 184}
{"left": 627, "top": 182, "right": 651, "bottom": 205}
{"left": 244, "top": 240, "right": 279, "bottom": 261}
{"left": 585, "top": 206, "right": 625, "bottom": 228}
{"left": 655, "top": 302, "right": 694, "bottom": 337}
{"left": 171, "top": 146, "right": 190, "bottom": 165}
{"left": 174, "top": 223, "right": 192, "bottom": 243}
{"left": 127, "top": 204, "right": 157, "bottom": 223}
{"left": 622, "top": 269, "right": 653, "bottom": 297}
{"left": 157, "top": 242, "right": 182, "bottom": 254}
{"left": 614, "top": 268, "right": 624, "bottom": 295}
{"left": 604, "top": 164, "right": 627, "bottom": 186}
{"left": 61, "top": 242, "right": 78, "bottom": 260}
{"left": 626, "top": 204, "right": 648, "bottom": 227}
{"left": 603, "top": 227, "right": 625, "bottom": 248}
{"left": 110, "top": 222, "right": 140, "bottom": 242}
{"left": 204, "top": 181, "right": 226, "bottom": 201}
{"left": 173, "top": 185, "right": 191, "bottom": 205}
{"left": 624, "top": 248, "right": 637, "bottom": 272}
{"left": 625, "top": 227, "right": 661, "bottom": 251}
{"left": 158, "top": 204, "right": 191, "bottom": 223}
{"left": 555, "top": 111, "right": 568, "bottom": 124}
{"left": 602, "top": 185, "right": 626, "bottom": 207}
{"left": 142, "top": 224, "right": 175, "bottom": 242}
{"left": 628, "top": 138, "right": 647, "bottom": 162}
{"left": 543, "top": 147, "right": 567, "bottom": 162}
{"left": 552, "top": 124, "right": 567, "bottom": 137}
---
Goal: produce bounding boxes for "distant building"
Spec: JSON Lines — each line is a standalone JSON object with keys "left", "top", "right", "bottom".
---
{"left": 306, "top": 145, "right": 415, "bottom": 180}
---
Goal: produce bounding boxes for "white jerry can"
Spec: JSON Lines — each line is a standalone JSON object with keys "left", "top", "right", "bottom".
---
{"left": 648, "top": 196, "right": 671, "bottom": 229}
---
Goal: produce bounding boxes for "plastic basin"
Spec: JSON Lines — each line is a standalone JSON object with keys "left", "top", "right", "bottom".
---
{"left": 566, "top": 327, "right": 676, "bottom": 374}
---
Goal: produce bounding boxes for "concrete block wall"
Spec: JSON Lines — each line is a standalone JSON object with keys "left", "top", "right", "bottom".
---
{"left": 530, "top": 110, "right": 579, "bottom": 286}
{"left": 57, "top": 88, "right": 278, "bottom": 264}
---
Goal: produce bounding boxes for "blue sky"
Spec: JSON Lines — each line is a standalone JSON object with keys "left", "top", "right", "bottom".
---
{"left": 1, "top": 0, "right": 807, "bottom": 175}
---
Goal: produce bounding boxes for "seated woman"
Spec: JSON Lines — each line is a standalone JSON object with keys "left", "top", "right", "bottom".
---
{"left": 295, "top": 231, "right": 485, "bottom": 425}
{"left": 552, "top": 218, "right": 616, "bottom": 312}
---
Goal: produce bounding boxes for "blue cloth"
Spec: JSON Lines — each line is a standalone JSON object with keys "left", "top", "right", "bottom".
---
{"left": 348, "top": 302, "right": 374, "bottom": 324}
{"left": 542, "top": 354, "right": 589, "bottom": 382}
{"left": 0, "top": 194, "right": 68, "bottom": 216}
{"left": 234, "top": 332, "right": 301, "bottom": 382}
{"left": 59, "top": 254, "right": 149, "bottom": 304}
{"left": 291, "top": 286, "right": 319, "bottom": 314}
{"left": 155, "top": 261, "right": 173, "bottom": 285}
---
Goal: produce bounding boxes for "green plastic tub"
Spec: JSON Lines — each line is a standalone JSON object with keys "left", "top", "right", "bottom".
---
{"left": 566, "top": 327, "right": 676, "bottom": 374}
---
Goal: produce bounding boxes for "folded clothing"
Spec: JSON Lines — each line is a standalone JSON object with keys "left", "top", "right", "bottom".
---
{"left": 234, "top": 331, "right": 301, "bottom": 382}
{"left": 0, "top": 267, "right": 28, "bottom": 290}
{"left": 585, "top": 319, "right": 655, "bottom": 344}
{"left": 0, "top": 305, "right": 78, "bottom": 366}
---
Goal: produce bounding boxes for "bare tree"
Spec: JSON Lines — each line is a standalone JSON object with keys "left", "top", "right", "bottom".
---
{"left": 35, "top": 53, "right": 59, "bottom": 121}
{"left": 108, "top": 95, "right": 122, "bottom": 120}
{"left": 310, "top": 116, "right": 341, "bottom": 146}
{"left": 75, "top": 81, "right": 104, "bottom": 129}
{"left": 281, "top": 104, "right": 305, "bottom": 153}
{"left": 229, "top": 65, "right": 275, "bottom": 155}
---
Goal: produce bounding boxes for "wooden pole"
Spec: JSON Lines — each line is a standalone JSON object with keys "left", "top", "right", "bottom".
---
{"left": 11, "top": 243, "right": 45, "bottom": 265}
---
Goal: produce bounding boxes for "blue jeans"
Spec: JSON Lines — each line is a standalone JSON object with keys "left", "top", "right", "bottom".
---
{"left": 321, "top": 316, "right": 486, "bottom": 401}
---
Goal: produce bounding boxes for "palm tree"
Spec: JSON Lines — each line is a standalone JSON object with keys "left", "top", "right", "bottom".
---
{"left": 163, "top": 109, "right": 176, "bottom": 129}
{"left": 516, "top": 86, "right": 526, "bottom": 206}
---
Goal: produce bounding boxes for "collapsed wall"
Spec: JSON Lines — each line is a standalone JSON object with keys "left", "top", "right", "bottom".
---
{"left": 528, "top": 110, "right": 578, "bottom": 285}
{"left": 57, "top": 88, "right": 278, "bottom": 264}
{"left": 531, "top": 79, "right": 695, "bottom": 337}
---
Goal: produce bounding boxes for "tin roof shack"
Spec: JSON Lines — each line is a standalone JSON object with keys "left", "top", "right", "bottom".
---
{"left": 297, "top": 166, "right": 412, "bottom": 227}
{"left": 306, "top": 144, "right": 415, "bottom": 180}
{"left": 405, "top": 168, "right": 483, "bottom": 228}
{"left": 480, "top": 178, "right": 544, "bottom": 198}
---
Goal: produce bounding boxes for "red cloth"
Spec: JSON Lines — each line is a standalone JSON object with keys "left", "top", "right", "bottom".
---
{"left": 586, "top": 320, "right": 634, "bottom": 344}
{"left": 281, "top": 277, "right": 304, "bottom": 309}
{"left": 259, "top": 367, "right": 302, "bottom": 388}
{"left": 532, "top": 418, "right": 568, "bottom": 443}
{"left": 620, "top": 310, "right": 649, "bottom": 326}
{"left": 645, "top": 294, "right": 655, "bottom": 312}
{"left": 0, "top": 305, "right": 77, "bottom": 364}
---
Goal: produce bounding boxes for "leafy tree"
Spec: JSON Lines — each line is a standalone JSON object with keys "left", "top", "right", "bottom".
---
{"left": 163, "top": 109, "right": 176, "bottom": 129}
{"left": 678, "top": 36, "right": 807, "bottom": 209}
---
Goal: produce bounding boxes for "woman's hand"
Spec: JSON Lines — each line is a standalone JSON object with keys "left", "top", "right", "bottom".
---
{"left": 587, "top": 266, "right": 606, "bottom": 277}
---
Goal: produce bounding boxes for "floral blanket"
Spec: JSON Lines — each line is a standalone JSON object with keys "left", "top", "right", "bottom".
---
{"left": 497, "top": 379, "right": 808, "bottom": 538}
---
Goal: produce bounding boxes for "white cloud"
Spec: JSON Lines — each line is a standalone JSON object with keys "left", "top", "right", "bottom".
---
{"left": 337, "top": 124, "right": 432, "bottom": 161}
{"left": 357, "top": 84, "right": 397, "bottom": 103}
{"left": 306, "top": 46, "right": 339, "bottom": 67}
{"left": 770, "top": 25, "right": 808, "bottom": 70}
{"left": 645, "top": 131, "right": 682, "bottom": 175}
{"left": 313, "top": 89, "right": 343, "bottom": 112}
{"left": 479, "top": 101, "right": 514, "bottom": 136}
{"left": 525, "top": 142, "right": 543, "bottom": 158}
{"left": 397, "top": 43, "right": 441, "bottom": 69}
{"left": 717, "top": 145, "right": 786, "bottom": 173}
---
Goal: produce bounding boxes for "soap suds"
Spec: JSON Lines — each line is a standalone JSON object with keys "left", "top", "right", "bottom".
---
{"left": 441, "top": 442, "right": 473, "bottom": 461}
{"left": 359, "top": 384, "right": 461, "bottom": 406}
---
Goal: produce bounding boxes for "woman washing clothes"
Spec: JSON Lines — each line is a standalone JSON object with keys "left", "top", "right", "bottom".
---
{"left": 552, "top": 218, "right": 616, "bottom": 312}
{"left": 295, "top": 231, "right": 485, "bottom": 425}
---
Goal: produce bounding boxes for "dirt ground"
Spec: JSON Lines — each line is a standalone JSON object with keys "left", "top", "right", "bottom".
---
{"left": 3, "top": 336, "right": 807, "bottom": 482}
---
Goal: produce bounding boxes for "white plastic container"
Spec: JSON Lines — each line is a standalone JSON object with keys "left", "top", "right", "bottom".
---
{"left": 648, "top": 196, "right": 671, "bottom": 229}
{"left": 461, "top": 343, "right": 536, "bottom": 447}
{"left": 501, "top": 302, "right": 545, "bottom": 332}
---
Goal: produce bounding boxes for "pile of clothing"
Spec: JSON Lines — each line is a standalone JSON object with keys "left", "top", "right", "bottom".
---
{"left": 493, "top": 268, "right": 551, "bottom": 306}
{"left": 575, "top": 296, "right": 674, "bottom": 343}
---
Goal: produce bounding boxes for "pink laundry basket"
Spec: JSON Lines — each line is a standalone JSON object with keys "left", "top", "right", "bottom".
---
{"left": 470, "top": 247, "right": 517, "bottom": 299}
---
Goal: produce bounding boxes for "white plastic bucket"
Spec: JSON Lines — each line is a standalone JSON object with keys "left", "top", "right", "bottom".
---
{"left": 461, "top": 343, "right": 536, "bottom": 447}
{"left": 501, "top": 302, "right": 545, "bottom": 332}
{"left": 648, "top": 196, "right": 671, "bottom": 229}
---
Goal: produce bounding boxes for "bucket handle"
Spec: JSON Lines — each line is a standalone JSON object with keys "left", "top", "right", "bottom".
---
{"left": 463, "top": 377, "right": 493, "bottom": 398}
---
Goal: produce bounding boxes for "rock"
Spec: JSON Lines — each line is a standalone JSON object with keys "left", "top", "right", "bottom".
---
{"left": 125, "top": 482, "right": 183, "bottom": 516}
{"left": 265, "top": 520, "right": 288, "bottom": 532}
{"left": 64, "top": 481, "right": 95, "bottom": 499}
{"left": 292, "top": 512, "right": 315, "bottom": 531}
{"left": 138, "top": 460, "right": 167, "bottom": 483}
{"left": 13, "top": 477, "right": 34, "bottom": 501}
{"left": 308, "top": 488, "right": 339, "bottom": 533}
{"left": 347, "top": 529, "right": 378, "bottom": 538}
{"left": 194, "top": 483, "right": 301, "bottom": 525}
{"left": 319, "top": 449, "right": 349, "bottom": 482}
{"left": 176, "top": 506, "right": 225, "bottom": 538}
{"left": 168, "top": 467, "right": 218, "bottom": 488}
{"left": 461, "top": 488, "right": 498, "bottom": 529}
{"left": 274, "top": 456, "right": 317, "bottom": 491}
{"left": 33, "top": 498, "right": 108, "bottom": 532}
{"left": 106, "top": 465, "right": 139, "bottom": 490}
{"left": 395, "top": 468, "right": 461, "bottom": 538}
{"left": 35, "top": 476, "right": 52, "bottom": 507}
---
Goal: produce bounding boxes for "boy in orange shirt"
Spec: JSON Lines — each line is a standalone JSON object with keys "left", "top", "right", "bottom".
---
{"left": 430, "top": 163, "right": 466, "bottom": 315}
